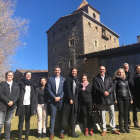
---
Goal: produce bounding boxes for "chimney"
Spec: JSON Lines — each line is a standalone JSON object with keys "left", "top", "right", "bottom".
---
{"left": 137, "top": 35, "right": 140, "bottom": 43}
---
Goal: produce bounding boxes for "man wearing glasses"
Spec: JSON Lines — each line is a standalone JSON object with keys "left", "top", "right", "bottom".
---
{"left": 93, "top": 66, "right": 120, "bottom": 136}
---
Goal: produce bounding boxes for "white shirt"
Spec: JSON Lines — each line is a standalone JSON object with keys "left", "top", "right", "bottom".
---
{"left": 23, "top": 85, "right": 31, "bottom": 105}
{"left": 55, "top": 76, "right": 60, "bottom": 94}
{"left": 7, "top": 81, "right": 13, "bottom": 93}
{"left": 101, "top": 75, "right": 105, "bottom": 83}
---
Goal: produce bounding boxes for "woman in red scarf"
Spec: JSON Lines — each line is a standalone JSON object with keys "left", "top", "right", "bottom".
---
{"left": 80, "top": 74, "right": 94, "bottom": 136}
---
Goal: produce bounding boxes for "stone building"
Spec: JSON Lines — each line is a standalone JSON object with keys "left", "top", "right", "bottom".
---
{"left": 14, "top": 69, "right": 48, "bottom": 87}
{"left": 47, "top": 0, "right": 120, "bottom": 78}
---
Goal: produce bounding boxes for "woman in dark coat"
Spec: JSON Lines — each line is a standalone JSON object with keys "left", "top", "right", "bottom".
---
{"left": 0, "top": 71, "right": 20, "bottom": 140}
{"left": 114, "top": 68, "right": 133, "bottom": 133}
{"left": 16, "top": 71, "right": 37, "bottom": 140}
{"left": 80, "top": 74, "right": 94, "bottom": 136}
{"left": 61, "top": 67, "right": 80, "bottom": 138}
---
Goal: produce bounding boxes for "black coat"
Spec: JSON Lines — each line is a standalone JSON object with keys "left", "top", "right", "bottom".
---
{"left": 0, "top": 81, "right": 20, "bottom": 111}
{"left": 93, "top": 74, "right": 114, "bottom": 105}
{"left": 16, "top": 81, "right": 37, "bottom": 116}
{"left": 114, "top": 77, "right": 132, "bottom": 101}
{"left": 61, "top": 76, "right": 80, "bottom": 126}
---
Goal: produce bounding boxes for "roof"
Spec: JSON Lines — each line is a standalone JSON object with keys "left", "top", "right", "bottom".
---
{"left": 16, "top": 69, "right": 48, "bottom": 73}
{"left": 77, "top": 0, "right": 88, "bottom": 10}
{"left": 79, "top": 43, "right": 140, "bottom": 59}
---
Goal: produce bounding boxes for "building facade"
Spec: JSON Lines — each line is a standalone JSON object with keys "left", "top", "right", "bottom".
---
{"left": 47, "top": 0, "right": 120, "bottom": 78}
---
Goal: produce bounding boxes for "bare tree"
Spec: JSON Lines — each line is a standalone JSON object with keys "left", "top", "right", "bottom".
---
{"left": 0, "top": 0, "right": 29, "bottom": 80}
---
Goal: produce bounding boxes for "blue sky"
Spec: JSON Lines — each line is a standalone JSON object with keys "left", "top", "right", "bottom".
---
{"left": 13, "top": 0, "right": 140, "bottom": 71}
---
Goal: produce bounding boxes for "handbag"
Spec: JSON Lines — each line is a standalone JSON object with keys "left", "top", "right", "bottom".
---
{"left": 92, "top": 106, "right": 101, "bottom": 125}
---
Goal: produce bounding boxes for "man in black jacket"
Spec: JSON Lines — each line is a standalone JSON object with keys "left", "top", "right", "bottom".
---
{"left": 123, "top": 63, "right": 140, "bottom": 128}
{"left": 93, "top": 66, "right": 120, "bottom": 136}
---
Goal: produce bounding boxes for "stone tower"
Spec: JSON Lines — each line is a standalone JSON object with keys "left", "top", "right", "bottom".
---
{"left": 47, "top": 0, "right": 120, "bottom": 78}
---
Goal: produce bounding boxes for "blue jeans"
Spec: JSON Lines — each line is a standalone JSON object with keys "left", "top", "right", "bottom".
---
{"left": 0, "top": 109, "right": 15, "bottom": 140}
{"left": 49, "top": 101, "right": 64, "bottom": 134}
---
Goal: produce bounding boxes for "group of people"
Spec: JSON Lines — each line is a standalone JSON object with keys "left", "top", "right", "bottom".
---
{"left": 0, "top": 63, "right": 140, "bottom": 140}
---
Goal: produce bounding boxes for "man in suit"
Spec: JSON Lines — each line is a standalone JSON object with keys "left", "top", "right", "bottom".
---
{"left": 93, "top": 66, "right": 120, "bottom": 136}
{"left": 47, "top": 66, "right": 66, "bottom": 140}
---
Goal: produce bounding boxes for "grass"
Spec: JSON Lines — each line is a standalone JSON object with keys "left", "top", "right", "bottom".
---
{"left": 1, "top": 112, "right": 140, "bottom": 140}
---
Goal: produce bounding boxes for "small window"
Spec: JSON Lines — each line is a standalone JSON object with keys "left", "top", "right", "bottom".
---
{"left": 88, "top": 22, "right": 91, "bottom": 28}
{"left": 69, "top": 39, "right": 75, "bottom": 46}
{"left": 65, "top": 25, "right": 68, "bottom": 30}
{"left": 58, "top": 62, "right": 63, "bottom": 69}
{"left": 102, "top": 28, "right": 106, "bottom": 36}
{"left": 95, "top": 26, "right": 98, "bottom": 31}
{"left": 94, "top": 40, "right": 98, "bottom": 47}
{"left": 53, "top": 46, "right": 58, "bottom": 52}
{"left": 114, "top": 38, "right": 116, "bottom": 43}
{"left": 72, "top": 21, "right": 76, "bottom": 26}
{"left": 103, "top": 45, "right": 107, "bottom": 50}
{"left": 69, "top": 59, "right": 74, "bottom": 67}
{"left": 93, "top": 13, "right": 96, "bottom": 19}
{"left": 59, "top": 28, "right": 62, "bottom": 33}
{"left": 109, "top": 36, "right": 111, "bottom": 40}
{"left": 53, "top": 31, "right": 55, "bottom": 36}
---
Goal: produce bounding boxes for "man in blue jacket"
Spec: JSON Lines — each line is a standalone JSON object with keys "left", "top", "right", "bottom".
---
{"left": 47, "top": 66, "right": 66, "bottom": 140}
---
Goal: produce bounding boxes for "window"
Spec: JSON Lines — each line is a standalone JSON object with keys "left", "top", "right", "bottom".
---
{"left": 88, "top": 22, "right": 91, "bottom": 28}
{"left": 65, "top": 25, "right": 68, "bottom": 30}
{"left": 72, "top": 21, "right": 76, "bottom": 26}
{"left": 95, "top": 26, "right": 98, "bottom": 31}
{"left": 69, "top": 39, "right": 75, "bottom": 46}
{"left": 94, "top": 40, "right": 98, "bottom": 47}
{"left": 53, "top": 46, "right": 58, "bottom": 52}
{"left": 103, "top": 45, "right": 107, "bottom": 50}
{"left": 114, "top": 38, "right": 116, "bottom": 43}
{"left": 58, "top": 62, "right": 63, "bottom": 69}
{"left": 109, "top": 36, "right": 111, "bottom": 40}
{"left": 59, "top": 28, "right": 62, "bottom": 33}
{"left": 53, "top": 31, "right": 55, "bottom": 36}
{"left": 102, "top": 28, "right": 106, "bottom": 36}
{"left": 93, "top": 13, "right": 96, "bottom": 19}
{"left": 69, "top": 59, "right": 74, "bottom": 67}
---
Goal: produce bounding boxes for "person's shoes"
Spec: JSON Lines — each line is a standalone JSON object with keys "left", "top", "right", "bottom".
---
{"left": 85, "top": 128, "right": 89, "bottom": 136}
{"left": 71, "top": 133, "right": 79, "bottom": 138}
{"left": 18, "top": 135, "right": 22, "bottom": 140}
{"left": 25, "top": 135, "right": 28, "bottom": 140}
{"left": 125, "top": 128, "right": 130, "bottom": 133}
{"left": 42, "top": 133, "right": 46, "bottom": 138}
{"left": 101, "top": 131, "right": 106, "bottom": 136}
{"left": 49, "top": 134, "right": 54, "bottom": 140}
{"left": 89, "top": 128, "right": 94, "bottom": 136}
{"left": 38, "top": 133, "right": 41, "bottom": 138}
{"left": 134, "top": 122, "right": 140, "bottom": 128}
{"left": 119, "top": 128, "right": 126, "bottom": 133}
{"left": 112, "top": 130, "right": 121, "bottom": 135}
{"left": 60, "top": 133, "right": 64, "bottom": 139}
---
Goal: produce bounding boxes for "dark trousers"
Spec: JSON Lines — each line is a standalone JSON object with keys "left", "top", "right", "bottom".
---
{"left": 82, "top": 101, "right": 92, "bottom": 128}
{"left": 0, "top": 109, "right": 15, "bottom": 140}
{"left": 18, "top": 105, "right": 31, "bottom": 136}
{"left": 117, "top": 98, "right": 129, "bottom": 128}
{"left": 128, "top": 99, "right": 138, "bottom": 124}
{"left": 49, "top": 101, "right": 63, "bottom": 134}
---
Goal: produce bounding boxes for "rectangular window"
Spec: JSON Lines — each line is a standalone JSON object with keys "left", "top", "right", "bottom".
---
{"left": 53, "top": 31, "right": 55, "bottom": 36}
{"left": 69, "top": 39, "right": 75, "bottom": 46}
{"left": 114, "top": 38, "right": 116, "bottom": 43}
{"left": 72, "top": 21, "right": 76, "bottom": 26}
{"left": 69, "top": 59, "right": 74, "bottom": 67}
{"left": 94, "top": 41, "right": 97, "bottom": 47}
{"left": 102, "top": 28, "right": 106, "bottom": 36}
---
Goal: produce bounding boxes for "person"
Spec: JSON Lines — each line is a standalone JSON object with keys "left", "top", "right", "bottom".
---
{"left": 0, "top": 71, "right": 20, "bottom": 140}
{"left": 133, "top": 65, "right": 140, "bottom": 120}
{"left": 80, "top": 74, "right": 94, "bottom": 136}
{"left": 16, "top": 71, "right": 37, "bottom": 140}
{"left": 93, "top": 66, "right": 120, "bottom": 136}
{"left": 114, "top": 68, "right": 133, "bottom": 133}
{"left": 123, "top": 63, "right": 140, "bottom": 128}
{"left": 47, "top": 66, "right": 66, "bottom": 140}
{"left": 37, "top": 77, "right": 48, "bottom": 138}
{"left": 61, "top": 67, "right": 80, "bottom": 138}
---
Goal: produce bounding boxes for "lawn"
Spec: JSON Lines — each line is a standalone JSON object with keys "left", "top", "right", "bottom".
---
{"left": 1, "top": 112, "right": 140, "bottom": 140}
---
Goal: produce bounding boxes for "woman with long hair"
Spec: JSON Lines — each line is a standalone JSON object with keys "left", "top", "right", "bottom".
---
{"left": 114, "top": 68, "right": 133, "bottom": 133}
{"left": 37, "top": 77, "right": 47, "bottom": 138}
{"left": 0, "top": 71, "right": 20, "bottom": 140}
{"left": 16, "top": 71, "right": 37, "bottom": 140}
{"left": 61, "top": 67, "right": 80, "bottom": 138}
{"left": 80, "top": 74, "right": 94, "bottom": 136}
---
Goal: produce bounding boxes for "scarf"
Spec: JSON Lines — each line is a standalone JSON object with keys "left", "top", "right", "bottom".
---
{"left": 81, "top": 82, "right": 89, "bottom": 91}
{"left": 72, "top": 75, "right": 79, "bottom": 95}
{"left": 22, "top": 78, "right": 34, "bottom": 86}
